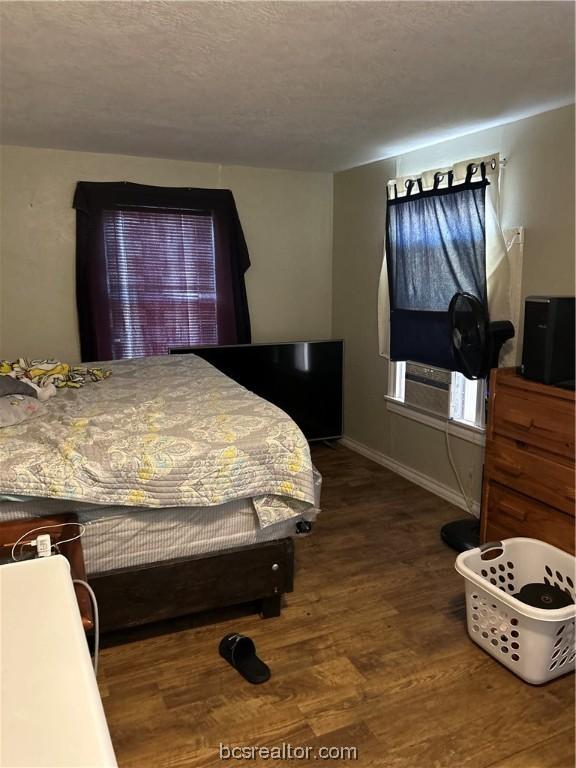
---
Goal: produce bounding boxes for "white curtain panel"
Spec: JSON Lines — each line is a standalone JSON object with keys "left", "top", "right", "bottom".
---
{"left": 378, "top": 154, "right": 522, "bottom": 366}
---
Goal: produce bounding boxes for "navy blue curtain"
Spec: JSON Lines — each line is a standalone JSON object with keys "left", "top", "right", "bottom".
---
{"left": 386, "top": 165, "right": 489, "bottom": 369}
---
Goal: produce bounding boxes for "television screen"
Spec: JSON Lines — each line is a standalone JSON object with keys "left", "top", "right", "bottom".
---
{"left": 170, "top": 341, "right": 343, "bottom": 441}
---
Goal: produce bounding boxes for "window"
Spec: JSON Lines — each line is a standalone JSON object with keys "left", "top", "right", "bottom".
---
{"left": 384, "top": 166, "right": 488, "bottom": 369}
{"left": 74, "top": 182, "right": 252, "bottom": 362}
{"left": 387, "top": 360, "right": 485, "bottom": 431}
{"left": 380, "top": 158, "right": 503, "bottom": 437}
{"left": 103, "top": 208, "right": 217, "bottom": 358}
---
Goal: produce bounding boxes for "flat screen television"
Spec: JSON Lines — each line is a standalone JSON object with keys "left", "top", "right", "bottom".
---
{"left": 170, "top": 340, "right": 343, "bottom": 441}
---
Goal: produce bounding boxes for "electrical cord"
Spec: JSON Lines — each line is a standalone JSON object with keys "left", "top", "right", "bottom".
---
{"left": 8, "top": 524, "right": 99, "bottom": 674}
{"left": 10, "top": 522, "right": 86, "bottom": 562}
{"left": 445, "top": 419, "right": 475, "bottom": 517}
{"left": 73, "top": 579, "right": 100, "bottom": 677}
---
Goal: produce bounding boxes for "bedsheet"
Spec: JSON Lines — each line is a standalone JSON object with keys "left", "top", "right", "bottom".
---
{"left": 0, "top": 354, "right": 318, "bottom": 526}
{"left": 0, "top": 495, "right": 319, "bottom": 575}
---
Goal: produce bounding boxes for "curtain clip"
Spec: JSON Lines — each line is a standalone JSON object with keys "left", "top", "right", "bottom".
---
{"left": 465, "top": 164, "right": 478, "bottom": 184}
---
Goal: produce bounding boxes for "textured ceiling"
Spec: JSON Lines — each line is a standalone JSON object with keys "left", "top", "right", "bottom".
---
{"left": 0, "top": 1, "right": 574, "bottom": 171}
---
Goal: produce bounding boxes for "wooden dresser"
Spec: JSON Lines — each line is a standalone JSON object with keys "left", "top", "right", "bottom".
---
{"left": 481, "top": 368, "right": 575, "bottom": 554}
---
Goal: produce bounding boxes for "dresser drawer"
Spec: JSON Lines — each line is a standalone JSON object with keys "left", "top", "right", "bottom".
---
{"left": 483, "top": 483, "right": 575, "bottom": 554}
{"left": 485, "top": 438, "right": 575, "bottom": 516}
{"left": 493, "top": 387, "right": 575, "bottom": 460}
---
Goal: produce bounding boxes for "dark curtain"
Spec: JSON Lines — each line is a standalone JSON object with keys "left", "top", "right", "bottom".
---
{"left": 386, "top": 165, "right": 488, "bottom": 369}
{"left": 74, "top": 182, "right": 251, "bottom": 362}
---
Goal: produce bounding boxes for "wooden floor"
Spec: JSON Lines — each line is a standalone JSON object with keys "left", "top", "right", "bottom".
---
{"left": 98, "top": 445, "right": 575, "bottom": 767}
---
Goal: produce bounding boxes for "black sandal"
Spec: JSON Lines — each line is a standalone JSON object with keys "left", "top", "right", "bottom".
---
{"left": 219, "top": 633, "right": 271, "bottom": 684}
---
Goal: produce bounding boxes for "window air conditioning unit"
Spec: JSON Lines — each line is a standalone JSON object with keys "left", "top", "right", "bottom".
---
{"left": 404, "top": 363, "right": 450, "bottom": 418}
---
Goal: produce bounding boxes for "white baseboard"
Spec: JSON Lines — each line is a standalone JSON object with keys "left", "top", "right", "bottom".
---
{"left": 340, "top": 436, "right": 481, "bottom": 517}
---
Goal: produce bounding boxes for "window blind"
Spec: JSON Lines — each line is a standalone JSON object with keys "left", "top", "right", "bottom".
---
{"left": 102, "top": 208, "right": 217, "bottom": 359}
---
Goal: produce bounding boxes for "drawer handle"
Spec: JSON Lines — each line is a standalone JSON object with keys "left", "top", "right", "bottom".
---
{"left": 498, "top": 501, "right": 528, "bottom": 522}
{"left": 502, "top": 412, "right": 534, "bottom": 430}
{"left": 494, "top": 460, "right": 523, "bottom": 478}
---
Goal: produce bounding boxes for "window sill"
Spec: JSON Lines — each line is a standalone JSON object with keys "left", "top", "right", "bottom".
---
{"left": 385, "top": 396, "right": 486, "bottom": 447}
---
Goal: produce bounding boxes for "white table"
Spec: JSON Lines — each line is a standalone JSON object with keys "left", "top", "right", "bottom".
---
{"left": 1, "top": 555, "right": 117, "bottom": 767}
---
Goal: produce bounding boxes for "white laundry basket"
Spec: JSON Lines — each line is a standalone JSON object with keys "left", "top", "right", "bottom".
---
{"left": 455, "top": 538, "right": 576, "bottom": 685}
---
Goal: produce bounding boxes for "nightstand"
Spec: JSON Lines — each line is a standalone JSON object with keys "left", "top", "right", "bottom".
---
{"left": 0, "top": 513, "right": 94, "bottom": 629}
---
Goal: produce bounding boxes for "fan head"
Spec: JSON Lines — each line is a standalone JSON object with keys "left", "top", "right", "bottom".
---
{"left": 449, "top": 292, "right": 514, "bottom": 379}
{"left": 449, "top": 292, "right": 487, "bottom": 379}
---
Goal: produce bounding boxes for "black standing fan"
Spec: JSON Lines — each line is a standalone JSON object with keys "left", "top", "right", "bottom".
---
{"left": 440, "top": 293, "right": 514, "bottom": 552}
{"left": 450, "top": 292, "right": 515, "bottom": 380}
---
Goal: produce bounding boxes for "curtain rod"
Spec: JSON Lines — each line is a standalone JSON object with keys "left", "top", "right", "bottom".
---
{"left": 387, "top": 157, "right": 507, "bottom": 187}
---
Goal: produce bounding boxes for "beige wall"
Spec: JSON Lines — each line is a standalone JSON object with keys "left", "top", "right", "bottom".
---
{"left": 1, "top": 107, "right": 573, "bottom": 505}
{"left": 332, "top": 105, "right": 575, "bottom": 504}
{"left": 0, "top": 146, "right": 333, "bottom": 361}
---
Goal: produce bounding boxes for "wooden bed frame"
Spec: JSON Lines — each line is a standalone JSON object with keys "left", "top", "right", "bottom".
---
{"left": 89, "top": 538, "right": 295, "bottom": 633}
{"left": 1, "top": 515, "right": 297, "bottom": 634}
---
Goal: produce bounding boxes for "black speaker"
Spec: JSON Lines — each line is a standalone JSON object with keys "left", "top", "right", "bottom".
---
{"left": 521, "top": 296, "right": 575, "bottom": 386}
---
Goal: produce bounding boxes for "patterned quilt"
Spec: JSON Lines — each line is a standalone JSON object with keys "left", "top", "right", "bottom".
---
{"left": 0, "top": 355, "right": 318, "bottom": 526}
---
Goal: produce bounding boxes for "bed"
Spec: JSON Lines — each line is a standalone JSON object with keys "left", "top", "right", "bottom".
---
{"left": 0, "top": 354, "right": 321, "bottom": 630}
